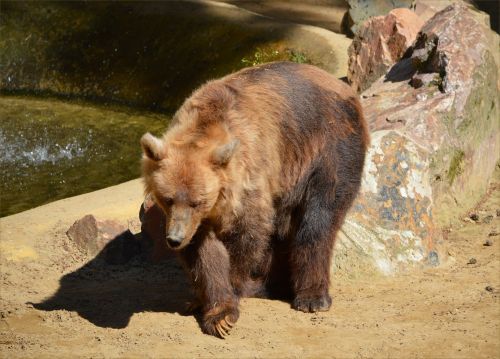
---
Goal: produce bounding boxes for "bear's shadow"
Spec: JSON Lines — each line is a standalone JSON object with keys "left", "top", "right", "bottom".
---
{"left": 32, "top": 233, "right": 193, "bottom": 329}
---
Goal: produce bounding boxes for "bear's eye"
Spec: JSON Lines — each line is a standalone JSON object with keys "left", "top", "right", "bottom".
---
{"left": 189, "top": 200, "right": 202, "bottom": 208}
{"left": 163, "top": 197, "right": 174, "bottom": 206}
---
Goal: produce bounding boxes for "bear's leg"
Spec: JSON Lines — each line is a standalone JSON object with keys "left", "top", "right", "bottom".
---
{"left": 179, "top": 230, "right": 239, "bottom": 338}
{"left": 289, "top": 167, "right": 352, "bottom": 313}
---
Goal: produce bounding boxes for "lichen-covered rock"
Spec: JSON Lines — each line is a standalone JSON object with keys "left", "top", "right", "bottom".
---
{"left": 346, "top": 0, "right": 416, "bottom": 35}
{"left": 334, "top": 130, "right": 440, "bottom": 275}
{"left": 348, "top": 8, "right": 424, "bottom": 92}
{"left": 336, "top": 3, "right": 499, "bottom": 274}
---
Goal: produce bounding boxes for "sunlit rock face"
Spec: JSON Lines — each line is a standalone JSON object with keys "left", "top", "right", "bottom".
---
{"left": 336, "top": 3, "right": 499, "bottom": 275}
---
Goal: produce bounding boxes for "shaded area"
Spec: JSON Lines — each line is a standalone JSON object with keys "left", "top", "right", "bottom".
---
{"left": 219, "top": 0, "right": 348, "bottom": 33}
{"left": 32, "top": 233, "right": 191, "bottom": 329}
{"left": 475, "top": 0, "right": 499, "bottom": 34}
{"left": 0, "top": 1, "right": 300, "bottom": 112}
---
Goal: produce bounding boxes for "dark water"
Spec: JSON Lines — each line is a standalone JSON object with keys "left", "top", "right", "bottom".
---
{"left": 0, "top": 96, "right": 167, "bottom": 217}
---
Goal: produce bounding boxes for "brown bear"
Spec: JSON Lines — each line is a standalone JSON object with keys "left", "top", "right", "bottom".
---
{"left": 140, "top": 61, "right": 369, "bottom": 338}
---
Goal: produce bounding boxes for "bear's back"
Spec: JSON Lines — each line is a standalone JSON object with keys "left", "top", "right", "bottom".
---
{"left": 225, "top": 62, "right": 368, "bottom": 192}
{"left": 173, "top": 62, "right": 368, "bottom": 197}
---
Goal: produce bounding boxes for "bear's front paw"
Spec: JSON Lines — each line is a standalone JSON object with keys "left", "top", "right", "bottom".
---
{"left": 202, "top": 306, "right": 239, "bottom": 339}
{"left": 292, "top": 293, "right": 332, "bottom": 313}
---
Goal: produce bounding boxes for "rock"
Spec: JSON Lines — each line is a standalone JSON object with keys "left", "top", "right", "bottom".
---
{"left": 485, "top": 286, "right": 494, "bottom": 292}
{"left": 359, "top": 3, "right": 499, "bottom": 227}
{"left": 66, "top": 214, "right": 139, "bottom": 263}
{"left": 489, "top": 231, "right": 499, "bottom": 237}
{"left": 427, "top": 250, "right": 440, "bottom": 266}
{"left": 348, "top": 8, "right": 424, "bottom": 92}
{"left": 338, "top": 3, "right": 499, "bottom": 274}
{"left": 139, "top": 194, "right": 172, "bottom": 262}
{"left": 467, "top": 258, "right": 477, "bottom": 265}
{"left": 483, "top": 240, "right": 493, "bottom": 246}
{"left": 346, "top": 0, "right": 416, "bottom": 35}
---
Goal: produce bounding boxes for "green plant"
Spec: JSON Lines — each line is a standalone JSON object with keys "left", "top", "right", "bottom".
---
{"left": 241, "top": 46, "right": 310, "bottom": 67}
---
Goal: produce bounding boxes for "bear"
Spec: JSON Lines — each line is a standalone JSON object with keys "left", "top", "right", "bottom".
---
{"left": 140, "top": 61, "right": 369, "bottom": 338}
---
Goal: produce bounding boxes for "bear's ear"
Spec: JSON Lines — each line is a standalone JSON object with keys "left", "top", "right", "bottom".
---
{"left": 211, "top": 139, "right": 239, "bottom": 166}
{"left": 141, "top": 133, "right": 166, "bottom": 161}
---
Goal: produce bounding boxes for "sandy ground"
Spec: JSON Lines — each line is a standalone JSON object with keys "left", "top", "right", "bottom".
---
{"left": 0, "top": 176, "right": 499, "bottom": 359}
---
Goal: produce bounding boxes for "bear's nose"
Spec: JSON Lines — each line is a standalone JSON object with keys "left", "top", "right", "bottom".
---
{"left": 166, "top": 235, "right": 183, "bottom": 248}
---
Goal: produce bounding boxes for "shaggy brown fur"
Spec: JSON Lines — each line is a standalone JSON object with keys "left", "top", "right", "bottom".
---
{"left": 141, "top": 62, "right": 369, "bottom": 338}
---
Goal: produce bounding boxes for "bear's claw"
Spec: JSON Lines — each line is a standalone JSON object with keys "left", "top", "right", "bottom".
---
{"left": 214, "top": 316, "right": 234, "bottom": 338}
{"left": 203, "top": 308, "right": 239, "bottom": 339}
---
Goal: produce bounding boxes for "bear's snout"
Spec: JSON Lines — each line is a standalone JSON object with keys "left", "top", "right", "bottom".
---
{"left": 166, "top": 223, "right": 186, "bottom": 248}
{"left": 166, "top": 235, "right": 183, "bottom": 248}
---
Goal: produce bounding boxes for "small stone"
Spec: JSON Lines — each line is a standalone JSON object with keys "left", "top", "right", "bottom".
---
{"left": 427, "top": 250, "right": 439, "bottom": 267}
{"left": 469, "top": 213, "right": 479, "bottom": 222}
{"left": 483, "top": 240, "right": 493, "bottom": 246}
{"left": 467, "top": 258, "right": 477, "bottom": 265}
{"left": 488, "top": 231, "right": 499, "bottom": 237}
{"left": 485, "top": 286, "right": 494, "bottom": 292}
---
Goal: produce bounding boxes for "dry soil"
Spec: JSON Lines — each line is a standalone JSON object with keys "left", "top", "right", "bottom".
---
{"left": 0, "top": 178, "right": 499, "bottom": 358}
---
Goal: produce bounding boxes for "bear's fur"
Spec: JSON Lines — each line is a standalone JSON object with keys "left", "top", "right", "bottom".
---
{"left": 141, "top": 62, "right": 369, "bottom": 338}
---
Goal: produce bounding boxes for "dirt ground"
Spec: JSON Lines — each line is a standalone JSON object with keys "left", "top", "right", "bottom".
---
{"left": 0, "top": 177, "right": 499, "bottom": 358}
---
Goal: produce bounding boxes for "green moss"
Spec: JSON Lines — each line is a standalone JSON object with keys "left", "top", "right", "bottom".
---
{"left": 241, "top": 44, "right": 311, "bottom": 67}
{"left": 447, "top": 150, "right": 465, "bottom": 185}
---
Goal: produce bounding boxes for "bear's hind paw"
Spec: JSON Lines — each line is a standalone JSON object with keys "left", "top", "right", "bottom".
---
{"left": 292, "top": 294, "right": 332, "bottom": 313}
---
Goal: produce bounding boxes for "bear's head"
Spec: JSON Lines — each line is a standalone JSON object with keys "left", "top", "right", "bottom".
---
{"left": 140, "top": 122, "right": 239, "bottom": 250}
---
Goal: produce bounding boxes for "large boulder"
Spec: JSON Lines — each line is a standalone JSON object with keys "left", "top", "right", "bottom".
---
{"left": 337, "top": 3, "right": 499, "bottom": 274}
{"left": 348, "top": 8, "right": 424, "bottom": 92}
